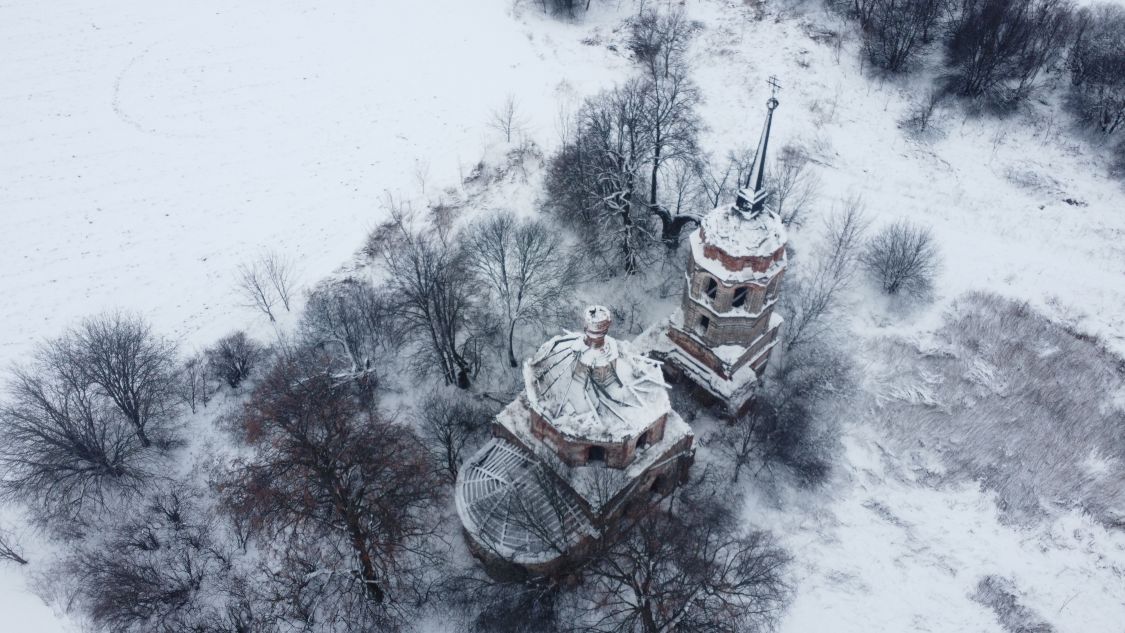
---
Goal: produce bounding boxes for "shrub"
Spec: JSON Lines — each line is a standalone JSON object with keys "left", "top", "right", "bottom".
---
{"left": 861, "top": 0, "right": 942, "bottom": 72}
{"left": 861, "top": 220, "right": 940, "bottom": 297}
{"left": 1067, "top": 3, "right": 1125, "bottom": 135}
{"left": 943, "top": 0, "right": 1074, "bottom": 108}
{"left": 206, "top": 331, "right": 265, "bottom": 389}
{"left": 868, "top": 292, "right": 1125, "bottom": 525}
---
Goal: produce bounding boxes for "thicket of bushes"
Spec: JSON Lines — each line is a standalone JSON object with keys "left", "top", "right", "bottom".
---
{"left": 838, "top": 0, "right": 1125, "bottom": 167}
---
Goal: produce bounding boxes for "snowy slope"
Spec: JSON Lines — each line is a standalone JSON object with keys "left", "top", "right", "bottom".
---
{"left": 1, "top": 0, "right": 629, "bottom": 628}
{"left": 3, "top": 0, "right": 1124, "bottom": 631}
{"left": 0, "top": 0, "right": 628, "bottom": 365}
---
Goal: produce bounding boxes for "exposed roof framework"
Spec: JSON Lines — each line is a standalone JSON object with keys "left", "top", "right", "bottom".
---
{"left": 455, "top": 439, "right": 594, "bottom": 564}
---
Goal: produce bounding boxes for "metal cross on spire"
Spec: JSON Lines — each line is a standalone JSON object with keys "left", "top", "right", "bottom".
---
{"left": 736, "top": 76, "right": 782, "bottom": 217}
{"left": 767, "top": 75, "right": 782, "bottom": 99}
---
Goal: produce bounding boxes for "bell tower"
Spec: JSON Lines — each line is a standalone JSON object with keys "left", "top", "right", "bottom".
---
{"left": 651, "top": 81, "right": 788, "bottom": 416}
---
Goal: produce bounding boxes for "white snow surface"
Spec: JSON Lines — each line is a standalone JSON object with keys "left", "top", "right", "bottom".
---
{"left": 700, "top": 204, "right": 788, "bottom": 259}
{"left": 4, "top": 0, "right": 1125, "bottom": 631}
{"left": 744, "top": 427, "right": 1125, "bottom": 633}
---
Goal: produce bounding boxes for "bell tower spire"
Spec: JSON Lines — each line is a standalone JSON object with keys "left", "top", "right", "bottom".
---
{"left": 736, "top": 76, "right": 782, "bottom": 217}
{"left": 644, "top": 74, "right": 789, "bottom": 418}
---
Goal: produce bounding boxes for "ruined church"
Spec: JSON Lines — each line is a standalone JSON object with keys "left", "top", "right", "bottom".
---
{"left": 454, "top": 94, "right": 788, "bottom": 574}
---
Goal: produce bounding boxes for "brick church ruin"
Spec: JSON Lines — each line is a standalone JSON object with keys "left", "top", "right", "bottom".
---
{"left": 455, "top": 306, "right": 695, "bottom": 574}
{"left": 455, "top": 93, "right": 788, "bottom": 574}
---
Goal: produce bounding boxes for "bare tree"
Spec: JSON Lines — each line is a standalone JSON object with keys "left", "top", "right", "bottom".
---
{"left": 490, "top": 95, "right": 524, "bottom": 143}
{"left": 723, "top": 341, "right": 851, "bottom": 487}
{"left": 464, "top": 213, "right": 580, "bottom": 367}
{"left": 644, "top": 69, "right": 704, "bottom": 248}
{"left": 781, "top": 199, "right": 867, "bottom": 353}
{"left": 221, "top": 354, "right": 443, "bottom": 629}
{"left": 0, "top": 358, "right": 150, "bottom": 525}
{"left": 236, "top": 251, "right": 297, "bottom": 322}
{"left": 457, "top": 573, "right": 562, "bottom": 633}
{"left": 264, "top": 251, "right": 298, "bottom": 312}
{"left": 944, "top": 0, "right": 1075, "bottom": 106}
{"left": 175, "top": 352, "right": 212, "bottom": 414}
{"left": 767, "top": 144, "right": 822, "bottom": 227}
{"left": 717, "top": 411, "right": 763, "bottom": 484}
{"left": 301, "top": 277, "right": 398, "bottom": 379}
{"left": 206, "top": 331, "right": 266, "bottom": 390}
{"left": 697, "top": 146, "right": 757, "bottom": 208}
{"left": 419, "top": 392, "right": 493, "bottom": 483}
{"left": 566, "top": 476, "right": 792, "bottom": 633}
{"left": 860, "top": 0, "right": 943, "bottom": 72}
{"left": 0, "top": 523, "right": 27, "bottom": 565}
{"left": 628, "top": 8, "right": 706, "bottom": 248}
{"left": 545, "top": 79, "right": 655, "bottom": 274}
{"left": 384, "top": 218, "right": 485, "bottom": 388}
{"left": 540, "top": 0, "right": 591, "bottom": 18}
{"left": 627, "top": 7, "right": 699, "bottom": 81}
{"left": 861, "top": 219, "right": 940, "bottom": 297}
{"left": 1067, "top": 4, "right": 1125, "bottom": 135}
{"left": 59, "top": 312, "right": 178, "bottom": 448}
{"left": 237, "top": 260, "right": 279, "bottom": 323}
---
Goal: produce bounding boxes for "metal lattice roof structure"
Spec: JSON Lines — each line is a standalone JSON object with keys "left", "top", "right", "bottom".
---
{"left": 455, "top": 438, "right": 594, "bottom": 565}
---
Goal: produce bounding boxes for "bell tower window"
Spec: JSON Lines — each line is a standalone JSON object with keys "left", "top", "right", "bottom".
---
{"left": 704, "top": 278, "right": 718, "bottom": 300}
{"left": 587, "top": 446, "right": 606, "bottom": 463}
{"left": 696, "top": 315, "right": 710, "bottom": 335}
{"left": 732, "top": 287, "right": 748, "bottom": 308}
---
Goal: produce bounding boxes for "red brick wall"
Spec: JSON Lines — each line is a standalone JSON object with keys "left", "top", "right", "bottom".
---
{"left": 667, "top": 326, "right": 728, "bottom": 378}
{"left": 699, "top": 228, "right": 786, "bottom": 273}
{"left": 527, "top": 407, "right": 666, "bottom": 468}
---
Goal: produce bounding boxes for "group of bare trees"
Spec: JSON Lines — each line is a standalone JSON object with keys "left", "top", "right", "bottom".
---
{"left": 546, "top": 9, "right": 706, "bottom": 273}
{"left": 454, "top": 472, "right": 792, "bottom": 633}
{"left": 840, "top": 0, "right": 1125, "bottom": 127}
{"left": 853, "top": 0, "right": 944, "bottom": 72}
{"left": 944, "top": 0, "right": 1076, "bottom": 106}
{"left": 547, "top": 8, "right": 824, "bottom": 275}
{"left": 220, "top": 354, "right": 445, "bottom": 630}
{"left": 843, "top": 0, "right": 1076, "bottom": 98}
{"left": 576, "top": 493, "right": 790, "bottom": 633}
{"left": 63, "top": 483, "right": 255, "bottom": 633}
{"left": 0, "top": 313, "right": 179, "bottom": 526}
{"left": 1067, "top": 4, "right": 1125, "bottom": 138}
{"left": 237, "top": 250, "right": 298, "bottom": 323}
{"left": 371, "top": 203, "right": 581, "bottom": 389}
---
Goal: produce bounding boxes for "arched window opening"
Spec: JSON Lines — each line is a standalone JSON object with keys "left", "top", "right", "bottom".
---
{"left": 636, "top": 430, "right": 650, "bottom": 449}
{"left": 732, "top": 287, "right": 749, "bottom": 308}
{"left": 696, "top": 315, "right": 710, "bottom": 335}
{"left": 704, "top": 278, "right": 718, "bottom": 300}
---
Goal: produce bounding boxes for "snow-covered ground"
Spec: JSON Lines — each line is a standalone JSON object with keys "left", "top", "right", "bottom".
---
{"left": 2, "top": 0, "right": 1123, "bottom": 631}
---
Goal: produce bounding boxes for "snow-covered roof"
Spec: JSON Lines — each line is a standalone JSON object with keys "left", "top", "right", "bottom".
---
{"left": 690, "top": 225, "right": 786, "bottom": 284}
{"left": 700, "top": 203, "right": 787, "bottom": 259}
{"left": 455, "top": 438, "right": 595, "bottom": 565}
{"left": 634, "top": 310, "right": 784, "bottom": 407}
{"left": 523, "top": 329, "right": 672, "bottom": 443}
